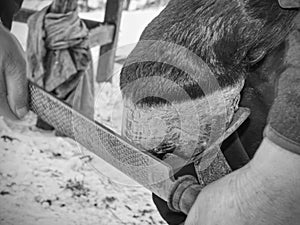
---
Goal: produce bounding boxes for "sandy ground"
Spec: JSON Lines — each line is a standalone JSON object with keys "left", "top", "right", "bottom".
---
{"left": 0, "top": 2, "right": 167, "bottom": 225}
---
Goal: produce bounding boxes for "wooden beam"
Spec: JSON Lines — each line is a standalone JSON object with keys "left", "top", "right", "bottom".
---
{"left": 124, "top": 0, "right": 131, "bottom": 10}
{"left": 89, "top": 24, "right": 115, "bottom": 47}
{"left": 96, "top": 0, "right": 124, "bottom": 83}
{"left": 13, "top": 8, "right": 36, "bottom": 24}
{"left": 13, "top": 8, "right": 115, "bottom": 48}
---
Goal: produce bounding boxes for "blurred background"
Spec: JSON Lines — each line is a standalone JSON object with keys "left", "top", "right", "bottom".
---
{"left": 22, "top": 0, "right": 170, "bottom": 11}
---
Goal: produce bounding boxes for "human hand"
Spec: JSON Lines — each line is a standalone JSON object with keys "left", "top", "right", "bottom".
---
{"left": 0, "top": 24, "right": 28, "bottom": 120}
{"left": 185, "top": 138, "right": 300, "bottom": 225}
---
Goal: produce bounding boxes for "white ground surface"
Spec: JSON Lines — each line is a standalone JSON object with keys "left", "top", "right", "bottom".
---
{"left": 0, "top": 2, "right": 167, "bottom": 225}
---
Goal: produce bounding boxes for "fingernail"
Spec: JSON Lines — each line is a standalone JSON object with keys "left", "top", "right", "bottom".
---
{"left": 16, "top": 106, "right": 28, "bottom": 119}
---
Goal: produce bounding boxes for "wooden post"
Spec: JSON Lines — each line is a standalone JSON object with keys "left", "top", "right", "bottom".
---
{"left": 96, "top": 0, "right": 124, "bottom": 83}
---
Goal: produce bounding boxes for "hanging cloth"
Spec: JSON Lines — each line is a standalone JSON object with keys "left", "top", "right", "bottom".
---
{"left": 27, "top": 5, "right": 94, "bottom": 119}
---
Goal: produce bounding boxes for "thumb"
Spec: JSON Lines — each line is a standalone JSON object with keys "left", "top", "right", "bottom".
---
{"left": 5, "top": 50, "right": 29, "bottom": 119}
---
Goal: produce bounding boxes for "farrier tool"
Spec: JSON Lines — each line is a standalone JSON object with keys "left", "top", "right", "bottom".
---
{"left": 28, "top": 81, "right": 250, "bottom": 214}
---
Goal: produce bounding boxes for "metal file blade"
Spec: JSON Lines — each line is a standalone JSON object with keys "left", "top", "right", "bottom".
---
{"left": 28, "top": 81, "right": 250, "bottom": 202}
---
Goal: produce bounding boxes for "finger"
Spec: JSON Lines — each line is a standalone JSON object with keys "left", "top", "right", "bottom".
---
{"left": 0, "top": 69, "right": 19, "bottom": 120}
{"left": 278, "top": 0, "right": 300, "bottom": 8}
{"left": 4, "top": 45, "right": 29, "bottom": 119}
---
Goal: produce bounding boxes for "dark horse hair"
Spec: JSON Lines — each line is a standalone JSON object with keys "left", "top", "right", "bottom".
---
{"left": 120, "top": 0, "right": 297, "bottom": 105}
